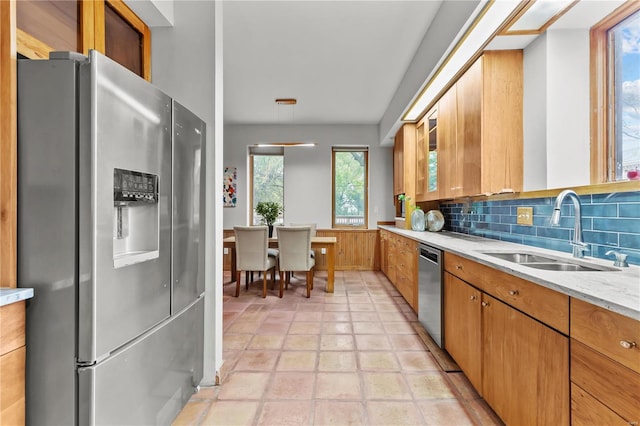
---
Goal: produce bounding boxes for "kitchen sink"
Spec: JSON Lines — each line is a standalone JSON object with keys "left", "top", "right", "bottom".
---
{"left": 523, "top": 262, "right": 616, "bottom": 272}
{"left": 484, "top": 252, "right": 559, "bottom": 264}
{"left": 481, "top": 251, "right": 619, "bottom": 272}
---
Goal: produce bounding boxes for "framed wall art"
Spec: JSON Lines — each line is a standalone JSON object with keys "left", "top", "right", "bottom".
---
{"left": 223, "top": 166, "right": 237, "bottom": 207}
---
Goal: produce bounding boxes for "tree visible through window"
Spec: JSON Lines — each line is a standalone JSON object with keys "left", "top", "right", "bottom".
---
{"left": 251, "top": 153, "right": 284, "bottom": 225}
{"left": 332, "top": 147, "right": 368, "bottom": 228}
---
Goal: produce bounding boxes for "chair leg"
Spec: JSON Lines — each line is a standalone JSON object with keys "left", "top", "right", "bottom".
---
{"left": 306, "top": 270, "right": 312, "bottom": 298}
{"left": 235, "top": 271, "right": 241, "bottom": 297}
{"left": 245, "top": 271, "right": 250, "bottom": 290}
{"left": 262, "top": 271, "right": 267, "bottom": 298}
{"left": 276, "top": 269, "right": 283, "bottom": 298}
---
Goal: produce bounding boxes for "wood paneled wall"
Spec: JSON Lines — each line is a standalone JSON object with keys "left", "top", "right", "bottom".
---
{"left": 316, "top": 229, "right": 380, "bottom": 271}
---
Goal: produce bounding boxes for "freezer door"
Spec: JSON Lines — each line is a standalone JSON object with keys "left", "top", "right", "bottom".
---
{"left": 78, "top": 297, "right": 205, "bottom": 425}
{"left": 17, "top": 58, "right": 80, "bottom": 426}
{"left": 78, "top": 50, "right": 172, "bottom": 363}
{"left": 171, "top": 101, "right": 206, "bottom": 313}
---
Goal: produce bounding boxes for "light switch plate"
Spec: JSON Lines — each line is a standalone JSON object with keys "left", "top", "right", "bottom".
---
{"left": 517, "top": 207, "right": 534, "bottom": 226}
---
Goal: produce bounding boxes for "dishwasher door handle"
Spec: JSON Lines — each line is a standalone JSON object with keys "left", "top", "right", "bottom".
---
{"left": 419, "top": 246, "right": 441, "bottom": 265}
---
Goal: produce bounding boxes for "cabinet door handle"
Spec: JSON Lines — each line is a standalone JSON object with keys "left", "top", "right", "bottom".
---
{"left": 508, "top": 290, "right": 519, "bottom": 296}
{"left": 620, "top": 340, "right": 637, "bottom": 349}
{"left": 470, "top": 295, "right": 477, "bottom": 301}
{"left": 481, "top": 301, "right": 489, "bottom": 307}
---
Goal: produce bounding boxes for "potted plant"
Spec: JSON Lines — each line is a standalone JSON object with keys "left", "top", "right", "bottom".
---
{"left": 255, "top": 201, "right": 283, "bottom": 237}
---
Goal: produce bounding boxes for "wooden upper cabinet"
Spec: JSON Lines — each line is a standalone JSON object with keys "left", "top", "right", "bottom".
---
{"left": 438, "top": 50, "right": 523, "bottom": 199}
{"left": 393, "top": 128, "right": 404, "bottom": 196}
{"left": 16, "top": 0, "right": 151, "bottom": 80}
{"left": 99, "top": 0, "right": 151, "bottom": 80}
{"left": 415, "top": 106, "right": 439, "bottom": 202}
{"left": 16, "top": 0, "right": 81, "bottom": 57}
{"left": 438, "top": 84, "right": 459, "bottom": 199}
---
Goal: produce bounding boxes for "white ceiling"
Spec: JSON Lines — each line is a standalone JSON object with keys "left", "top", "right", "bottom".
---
{"left": 222, "top": 0, "right": 444, "bottom": 125}
{"left": 222, "top": 0, "right": 625, "bottom": 130}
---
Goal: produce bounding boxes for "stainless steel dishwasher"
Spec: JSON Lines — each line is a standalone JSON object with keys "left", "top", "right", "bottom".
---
{"left": 418, "top": 244, "right": 444, "bottom": 348}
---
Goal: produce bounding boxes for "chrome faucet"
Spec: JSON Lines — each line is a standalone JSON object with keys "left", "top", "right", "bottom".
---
{"left": 550, "top": 189, "right": 589, "bottom": 258}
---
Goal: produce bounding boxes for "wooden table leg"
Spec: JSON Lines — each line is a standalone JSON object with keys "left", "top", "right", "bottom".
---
{"left": 326, "top": 244, "right": 335, "bottom": 293}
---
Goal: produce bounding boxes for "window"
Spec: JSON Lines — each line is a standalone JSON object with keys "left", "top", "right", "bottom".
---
{"left": 332, "top": 146, "right": 368, "bottom": 228}
{"left": 591, "top": 2, "right": 640, "bottom": 183}
{"left": 250, "top": 146, "right": 284, "bottom": 225}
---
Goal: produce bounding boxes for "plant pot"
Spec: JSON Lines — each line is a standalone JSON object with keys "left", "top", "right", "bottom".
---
{"left": 268, "top": 225, "right": 274, "bottom": 238}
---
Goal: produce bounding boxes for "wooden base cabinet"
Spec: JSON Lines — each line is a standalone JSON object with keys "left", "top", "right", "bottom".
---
{"left": 379, "top": 230, "right": 417, "bottom": 311}
{"left": 444, "top": 272, "right": 482, "bottom": 391}
{"left": 570, "top": 298, "right": 640, "bottom": 425}
{"left": 0, "top": 301, "right": 26, "bottom": 425}
{"left": 482, "top": 294, "right": 569, "bottom": 426}
{"left": 443, "top": 254, "right": 569, "bottom": 426}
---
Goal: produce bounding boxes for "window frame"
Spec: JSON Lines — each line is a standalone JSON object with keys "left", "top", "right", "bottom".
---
{"left": 331, "top": 146, "right": 369, "bottom": 229}
{"left": 590, "top": 1, "right": 640, "bottom": 184}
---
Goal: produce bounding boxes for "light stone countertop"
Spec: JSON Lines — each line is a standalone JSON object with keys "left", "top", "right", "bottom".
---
{"left": 0, "top": 287, "right": 34, "bottom": 307}
{"left": 380, "top": 225, "right": 640, "bottom": 321}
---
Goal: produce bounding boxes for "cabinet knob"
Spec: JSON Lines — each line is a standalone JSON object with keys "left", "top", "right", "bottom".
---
{"left": 470, "top": 295, "right": 477, "bottom": 301}
{"left": 620, "top": 340, "right": 637, "bottom": 349}
{"left": 481, "top": 301, "right": 489, "bottom": 307}
{"left": 508, "top": 290, "right": 519, "bottom": 296}
{"left": 456, "top": 264, "right": 463, "bottom": 270}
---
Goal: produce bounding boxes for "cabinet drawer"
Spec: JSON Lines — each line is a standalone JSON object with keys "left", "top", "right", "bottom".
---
{"left": 444, "top": 253, "right": 569, "bottom": 334}
{"left": 571, "top": 339, "right": 640, "bottom": 423}
{"left": 571, "top": 298, "right": 640, "bottom": 374}
{"left": 571, "top": 383, "right": 628, "bottom": 426}
{"left": 395, "top": 271, "right": 415, "bottom": 311}
{"left": 0, "top": 301, "right": 26, "bottom": 356}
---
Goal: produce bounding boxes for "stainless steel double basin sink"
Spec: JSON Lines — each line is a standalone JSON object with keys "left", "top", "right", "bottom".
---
{"left": 481, "top": 252, "right": 619, "bottom": 272}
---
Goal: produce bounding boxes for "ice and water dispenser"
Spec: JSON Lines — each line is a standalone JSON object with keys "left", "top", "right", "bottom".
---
{"left": 113, "top": 168, "right": 160, "bottom": 268}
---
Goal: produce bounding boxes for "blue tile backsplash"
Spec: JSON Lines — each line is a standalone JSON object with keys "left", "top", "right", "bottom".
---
{"left": 439, "top": 191, "right": 640, "bottom": 266}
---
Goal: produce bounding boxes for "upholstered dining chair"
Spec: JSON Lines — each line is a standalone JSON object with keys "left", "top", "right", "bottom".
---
{"left": 290, "top": 223, "right": 317, "bottom": 237}
{"left": 290, "top": 222, "right": 317, "bottom": 260}
{"left": 233, "top": 226, "right": 279, "bottom": 298}
{"left": 276, "top": 226, "right": 315, "bottom": 298}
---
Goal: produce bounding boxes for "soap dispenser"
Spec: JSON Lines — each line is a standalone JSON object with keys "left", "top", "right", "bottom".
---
{"left": 605, "top": 250, "right": 629, "bottom": 267}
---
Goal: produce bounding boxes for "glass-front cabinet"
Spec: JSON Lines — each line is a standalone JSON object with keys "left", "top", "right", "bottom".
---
{"left": 415, "top": 106, "right": 439, "bottom": 201}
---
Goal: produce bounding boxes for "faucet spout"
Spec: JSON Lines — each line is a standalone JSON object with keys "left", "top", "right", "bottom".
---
{"left": 550, "top": 190, "right": 589, "bottom": 258}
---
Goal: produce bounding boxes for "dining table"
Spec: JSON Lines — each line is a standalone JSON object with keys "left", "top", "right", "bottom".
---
{"left": 223, "top": 235, "right": 338, "bottom": 293}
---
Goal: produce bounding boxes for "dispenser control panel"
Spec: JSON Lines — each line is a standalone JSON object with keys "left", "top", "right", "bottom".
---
{"left": 114, "top": 168, "right": 158, "bottom": 204}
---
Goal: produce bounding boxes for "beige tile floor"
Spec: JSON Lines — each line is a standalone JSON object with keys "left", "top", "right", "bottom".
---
{"left": 173, "top": 270, "right": 504, "bottom": 426}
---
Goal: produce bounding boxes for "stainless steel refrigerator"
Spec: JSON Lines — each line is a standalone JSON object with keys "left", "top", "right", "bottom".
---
{"left": 17, "top": 50, "right": 205, "bottom": 425}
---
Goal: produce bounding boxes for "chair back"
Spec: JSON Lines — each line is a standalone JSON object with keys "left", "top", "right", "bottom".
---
{"left": 234, "top": 226, "right": 270, "bottom": 271}
{"left": 276, "top": 226, "right": 314, "bottom": 271}
{"left": 290, "top": 223, "right": 317, "bottom": 237}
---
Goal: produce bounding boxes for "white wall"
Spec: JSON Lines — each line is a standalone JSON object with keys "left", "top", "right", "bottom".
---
{"left": 523, "top": 33, "right": 547, "bottom": 191}
{"left": 224, "top": 124, "right": 394, "bottom": 230}
{"left": 523, "top": 28, "right": 591, "bottom": 191}
{"left": 150, "top": 0, "right": 222, "bottom": 386}
{"left": 546, "top": 29, "right": 590, "bottom": 189}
